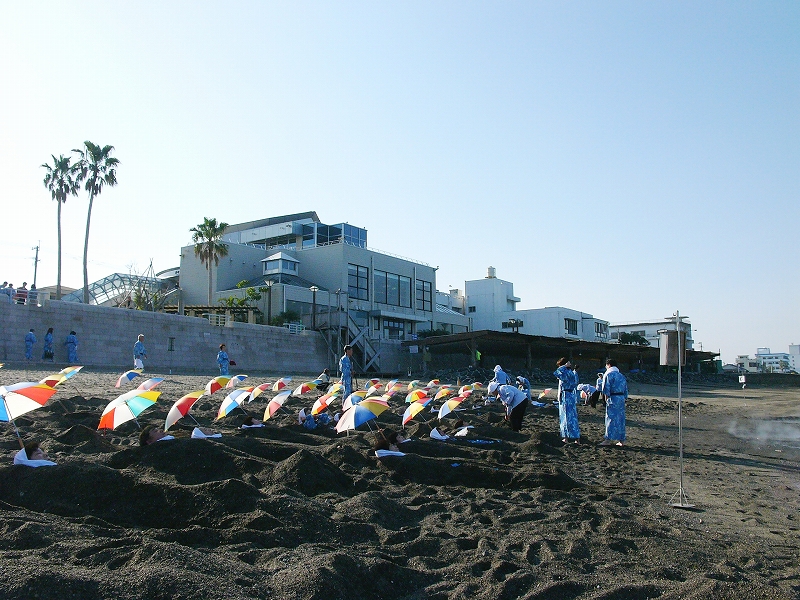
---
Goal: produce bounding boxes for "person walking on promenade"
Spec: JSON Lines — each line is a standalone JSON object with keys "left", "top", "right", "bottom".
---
{"left": 15, "top": 282, "right": 28, "bottom": 305}
{"left": 42, "top": 327, "right": 54, "bottom": 361}
{"left": 339, "top": 345, "right": 353, "bottom": 399}
{"left": 4, "top": 283, "right": 15, "bottom": 304}
{"left": 133, "top": 334, "right": 147, "bottom": 370}
{"left": 600, "top": 358, "right": 628, "bottom": 447}
{"left": 27, "top": 284, "right": 38, "bottom": 306}
{"left": 217, "top": 343, "right": 230, "bottom": 376}
{"left": 64, "top": 331, "right": 79, "bottom": 362}
{"left": 24, "top": 328, "right": 36, "bottom": 360}
{"left": 554, "top": 357, "right": 580, "bottom": 443}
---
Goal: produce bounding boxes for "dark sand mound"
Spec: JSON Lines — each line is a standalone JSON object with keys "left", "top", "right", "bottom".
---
{"left": 1, "top": 366, "right": 799, "bottom": 599}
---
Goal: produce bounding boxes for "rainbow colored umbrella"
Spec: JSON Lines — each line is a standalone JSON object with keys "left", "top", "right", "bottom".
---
{"left": 438, "top": 397, "right": 466, "bottom": 420}
{"left": 538, "top": 388, "right": 553, "bottom": 399}
{"left": 115, "top": 369, "right": 143, "bottom": 388}
{"left": 311, "top": 392, "right": 340, "bottom": 415}
{"left": 216, "top": 387, "right": 255, "bottom": 420}
{"left": 226, "top": 374, "right": 249, "bottom": 388}
{"left": 137, "top": 377, "right": 164, "bottom": 391}
{"left": 434, "top": 387, "right": 454, "bottom": 400}
{"left": 292, "top": 381, "right": 318, "bottom": 396}
{"left": 342, "top": 390, "right": 369, "bottom": 411}
{"left": 365, "top": 383, "right": 383, "bottom": 397}
{"left": 0, "top": 382, "right": 58, "bottom": 421}
{"left": 335, "top": 400, "right": 389, "bottom": 433}
{"left": 272, "top": 377, "right": 292, "bottom": 391}
{"left": 403, "top": 399, "right": 431, "bottom": 426}
{"left": 39, "top": 366, "right": 83, "bottom": 388}
{"left": 407, "top": 380, "right": 423, "bottom": 390}
{"left": 427, "top": 379, "right": 440, "bottom": 388}
{"left": 98, "top": 390, "right": 161, "bottom": 430}
{"left": 362, "top": 378, "right": 380, "bottom": 390}
{"left": 165, "top": 390, "right": 205, "bottom": 430}
{"left": 327, "top": 382, "right": 344, "bottom": 396}
{"left": 458, "top": 384, "right": 474, "bottom": 395}
{"left": 205, "top": 376, "right": 232, "bottom": 395}
{"left": 263, "top": 390, "right": 292, "bottom": 420}
{"left": 248, "top": 382, "right": 272, "bottom": 403}
{"left": 405, "top": 389, "right": 429, "bottom": 404}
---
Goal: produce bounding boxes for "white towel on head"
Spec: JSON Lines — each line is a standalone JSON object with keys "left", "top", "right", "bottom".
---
{"left": 191, "top": 428, "right": 222, "bottom": 439}
{"left": 375, "top": 449, "right": 405, "bottom": 457}
{"left": 430, "top": 427, "right": 449, "bottom": 441}
{"left": 13, "top": 449, "right": 56, "bottom": 467}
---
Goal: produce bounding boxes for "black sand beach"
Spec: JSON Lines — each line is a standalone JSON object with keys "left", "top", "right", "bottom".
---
{"left": 1, "top": 366, "right": 799, "bottom": 599}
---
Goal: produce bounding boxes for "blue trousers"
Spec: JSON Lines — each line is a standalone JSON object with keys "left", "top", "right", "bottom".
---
{"left": 605, "top": 395, "right": 626, "bottom": 441}
{"left": 558, "top": 392, "right": 580, "bottom": 439}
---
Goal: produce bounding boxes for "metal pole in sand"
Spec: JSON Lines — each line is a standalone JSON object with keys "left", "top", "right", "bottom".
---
{"left": 670, "top": 310, "right": 694, "bottom": 509}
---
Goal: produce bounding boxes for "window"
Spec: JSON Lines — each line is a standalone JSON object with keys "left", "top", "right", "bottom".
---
{"left": 348, "top": 264, "right": 368, "bottom": 300}
{"left": 595, "top": 322, "right": 608, "bottom": 337}
{"left": 564, "top": 318, "right": 578, "bottom": 335}
{"left": 468, "top": 306, "right": 476, "bottom": 313}
{"left": 502, "top": 320, "right": 523, "bottom": 328}
{"left": 632, "top": 330, "right": 646, "bottom": 337}
{"left": 416, "top": 280, "right": 432, "bottom": 312}
{"left": 383, "top": 318, "right": 405, "bottom": 340}
{"left": 374, "top": 270, "right": 411, "bottom": 308}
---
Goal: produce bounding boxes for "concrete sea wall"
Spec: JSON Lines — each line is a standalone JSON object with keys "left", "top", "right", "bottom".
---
{"left": 0, "top": 300, "right": 329, "bottom": 375}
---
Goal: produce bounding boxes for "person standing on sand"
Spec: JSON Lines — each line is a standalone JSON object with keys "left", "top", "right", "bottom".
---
{"left": 24, "top": 328, "right": 36, "bottom": 360}
{"left": 554, "top": 357, "right": 580, "bottom": 443}
{"left": 64, "top": 331, "right": 78, "bottom": 362}
{"left": 600, "top": 358, "right": 628, "bottom": 447}
{"left": 42, "top": 327, "right": 55, "bottom": 361}
{"left": 339, "top": 345, "right": 353, "bottom": 398}
{"left": 133, "top": 334, "right": 147, "bottom": 370}
{"left": 217, "top": 343, "right": 230, "bottom": 376}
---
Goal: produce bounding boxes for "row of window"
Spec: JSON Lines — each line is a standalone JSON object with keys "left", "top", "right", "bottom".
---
{"left": 347, "top": 264, "right": 432, "bottom": 312}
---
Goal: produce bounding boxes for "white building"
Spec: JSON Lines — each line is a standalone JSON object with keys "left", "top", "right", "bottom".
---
{"left": 755, "top": 348, "right": 793, "bottom": 373}
{"left": 462, "top": 268, "right": 609, "bottom": 342}
{"left": 609, "top": 319, "right": 694, "bottom": 350}
{"left": 736, "top": 355, "right": 760, "bottom": 373}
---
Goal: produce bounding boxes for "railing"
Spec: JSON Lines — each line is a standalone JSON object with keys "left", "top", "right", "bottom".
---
{"left": 1, "top": 291, "right": 51, "bottom": 306}
{"left": 204, "top": 313, "right": 229, "bottom": 327}
{"left": 286, "top": 323, "right": 305, "bottom": 334}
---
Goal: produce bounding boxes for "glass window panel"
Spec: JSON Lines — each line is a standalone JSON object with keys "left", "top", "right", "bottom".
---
{"left": 387, "top": 273, "right": 399, "bottom": 305}
{"left": 399, "top": 276, "right": 411, "bottom": 308}
{"left": 374, "top": 270, "right": 387, "bottom": 304}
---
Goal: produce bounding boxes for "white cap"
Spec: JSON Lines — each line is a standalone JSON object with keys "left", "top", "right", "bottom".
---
{"left": 488, "top": 382, "right": 499, "bottom": 395}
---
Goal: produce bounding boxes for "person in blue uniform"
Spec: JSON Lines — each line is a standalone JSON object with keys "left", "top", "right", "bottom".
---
{"left": 217, "top": 344, "right": 230, "bottom": 376}
{"left": 133, "top": 334, "right": 147, "bottom": 370}
{"left": 24, "top": 329, "right": 36, "bottom": 360}
{"left": 339, "top": 345, "right": 353, "bottom": 399}
{"left": 491, "top": 364, "right": 511, "bottom": 385}
{"left": 488, "top": 381, "right": 528, "bottom": 432}
{"left": 64, "top": 331, "right": 78, "bottom": 362}
{"left": 600, "top": 358, "right": 628, "bottom": 446}
{"left": 42, "top": 327, "right": 54, "bottom": 361}
{"left": 554, "top": 357, "right": 580, "bottom": 443}
{"left": 516, "top": 375, "right": 532, "bottom": 401}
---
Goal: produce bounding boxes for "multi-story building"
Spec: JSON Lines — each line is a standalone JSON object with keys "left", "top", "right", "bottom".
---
{"left": 736, "top": 355, "right": 761, "bottom": 373}
{"left": 755, "top": 348, "right": 793, "bottom": 373}
{"left": 461, "top": 267, "right": 609, "bottom": 342}
{"left": 178, "top": 211, "right": 468, "bottom": 371}
{"left": 609, "top": 319, "right": 694, "bottom": 350}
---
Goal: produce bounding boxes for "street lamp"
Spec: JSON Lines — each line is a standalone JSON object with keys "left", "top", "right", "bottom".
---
{"left": 310, "top": 285, "right": 319, "bottom": 330}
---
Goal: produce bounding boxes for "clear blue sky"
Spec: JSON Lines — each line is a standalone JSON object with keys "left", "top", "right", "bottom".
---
{"left": 2, "top": 2, "right": 797, "bottom": 363}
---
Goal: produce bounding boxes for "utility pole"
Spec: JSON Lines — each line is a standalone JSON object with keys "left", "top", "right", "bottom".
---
{"left": 32, "top": 243, "right": 40, "bottom": 287}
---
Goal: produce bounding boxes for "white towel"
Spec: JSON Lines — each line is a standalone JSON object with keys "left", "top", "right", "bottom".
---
{"left": 454, "top": 426, "right": 473, "bottom": 437}
{"left": 430, "top": 427, "right": 450, "bottom": 441}
{"left": 13, "top": 449, "right": 56, "bottom": 467}
{"left": 375, "top": 449, "right": 405, "bottom": 457}
{"left": 241, "top": 423, "right": 265, "bottom": 429}
{"left": 191, "top": 428, "right": 222, "bottom": 439}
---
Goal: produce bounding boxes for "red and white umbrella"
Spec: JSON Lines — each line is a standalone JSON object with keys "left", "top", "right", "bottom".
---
{"left": 165, "top": 390, "right": 205, "bottom": 431}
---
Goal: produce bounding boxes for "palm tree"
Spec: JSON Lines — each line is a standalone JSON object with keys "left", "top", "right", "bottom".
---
{"left": 41, "top": 154, "right": 81, "bottom": 300}
{"left": 74, "top": 141, "right": 119, "bottom": 304}
{"left": 190, "top": 217, "right": 229, "bottom": 304}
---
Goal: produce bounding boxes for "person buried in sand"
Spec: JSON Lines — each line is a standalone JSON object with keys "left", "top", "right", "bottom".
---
{"left": 140, "top": 425, "right": 220, "bottom": 446}
{"left": 13, "top": 441, "right": 57, "bottom": 467}
{"left": 373, "top": 428, "right": 409, "bottom": 452}
{"left": 487, "top": 381, "right": 528, "bottom": 432}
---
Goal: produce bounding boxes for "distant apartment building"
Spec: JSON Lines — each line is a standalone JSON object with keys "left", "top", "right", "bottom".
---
{"left": 755, "top": 348, "right": 793, "bottom": 373}
{"left": 461, "top": 267, "right": 609, "bottom": 342}
{"left": 736, "top": 355, "right": 761, "bottom": 373}
{"left": 609, "top": 319, "right": 694, "bottom": 350}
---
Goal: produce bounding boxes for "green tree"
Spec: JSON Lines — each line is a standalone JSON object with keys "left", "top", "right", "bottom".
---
{"left": 618, "top": 332, "right": 650, "bottom": 346}
{"left": 74, "top": 141, "right": 119, "bottom": 304}
{"left": 219, "top": 281, "right": 266, "bottom": 308}
{"left": 190, "top": 217, "right": 229, "bottom": 305}
{"left": 270, "top": 310, "right": 301, "bottom": 326}
{"left": 41, "top": 154, "right": 81, "bottom": 300}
